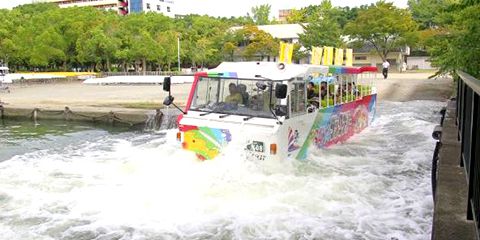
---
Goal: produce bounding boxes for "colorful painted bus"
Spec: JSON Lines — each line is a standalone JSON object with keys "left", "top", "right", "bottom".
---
{"left": 163, "top": 62, "right": 377, "bottom": 161}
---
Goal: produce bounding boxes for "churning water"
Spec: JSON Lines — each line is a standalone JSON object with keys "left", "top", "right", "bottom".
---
{"left": 0, "top": 101, "right": 443, "bottom": 240}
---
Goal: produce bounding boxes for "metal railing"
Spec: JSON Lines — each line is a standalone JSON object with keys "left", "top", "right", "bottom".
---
{"left": 456, "top": 71, "right": 480, "bottom": 238}
{"left": 100, "top": 70, "right": 203, "bottom": 77}
{"left": 101, "top": 71, "right": 180, "bottom": 77}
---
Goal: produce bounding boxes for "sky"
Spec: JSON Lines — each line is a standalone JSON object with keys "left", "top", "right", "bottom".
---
{"left": 0, "top": 0, "right": 409, "bottom": 18}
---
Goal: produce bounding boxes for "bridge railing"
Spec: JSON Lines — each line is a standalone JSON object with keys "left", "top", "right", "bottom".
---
{"left": 456, "top": 71, "right": 480, "bottom": 236}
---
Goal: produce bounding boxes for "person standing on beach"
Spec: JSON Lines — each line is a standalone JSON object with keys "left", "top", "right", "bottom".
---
{"left": 382, "top": 60, "right": 390, "bottom": 79}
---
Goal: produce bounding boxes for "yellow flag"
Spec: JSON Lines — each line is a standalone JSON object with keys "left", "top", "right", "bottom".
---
{"left": 279, "top": 42, "right": 294, "bottom": 64}
{"left": 285, "top": 43, "right": 294, "bottom": 64}
{"left": 345, "top": 49, "right": 353, "bottom": 66}
{"left": 311, "top": 47, "right": 323, "bottom": 65}
{"left": 334, "top": 48, "right": 344, "bottom": 66}
{"left": 323, "top": 47, "right": 334, "bottom": 66}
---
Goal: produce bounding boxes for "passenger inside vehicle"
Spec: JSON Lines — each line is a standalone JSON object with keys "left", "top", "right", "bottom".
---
{"left": 237, "top": 83, "right": 249, "bottom": 106}
{"left": 307, "top": 82, "right": 319, "bottom": 108}
{"left": 225, "top": 83, "right": 242, "bottom": 104}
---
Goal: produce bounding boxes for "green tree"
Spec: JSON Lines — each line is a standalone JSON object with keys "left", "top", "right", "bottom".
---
{"left": 428, "top": 4, "right": 480, "bottom": 77}
{"left": 345, "top": 1, "right": 418, "bottom": 61}
{"left": 292, "top": 44, "right": 309, "bottom": 63}
{"left": 176, "top": 15, "right": 229, "bottom": 68}
{"left": 286, "top": 3, "right": 369, "bottom": 29}
{"left": 29, "top": 28, "right": 66, "bottom": 69}
{"left": 191, "top": 37, "right": 217, "bottom": 69}
{"left": 156, "top": 30, "right": 178, "bottom": 71}
{"left": 298, "top": 0, "right": 343, "bottom": 50}
{"left": 130, "top": 30, "right": 160, "bottom": 73}
{"left": 222, "top": 42, "right": 238, "bottom": 61}
{"left": 251, "top": 4, "right": 271, "bottom": 25}
{"left": 299, "top": 20, "right": 343, "bottom": 50}
{"left": 0, "top": 2, "right": 287, "bottom": 72}
{"left": 0, "top": 10, "right": 17, "bottom": 66}
{"left": 408, "top": 0, "right": 455, "bottom": 29}
{"left": 463, "top": 0, "right": 480, "bottom": 5}
{"left": 77, "top": 27, "right": 119, "bottom": 71}
{"left": 238, "top": 25, "right": 278, "bottom": 61}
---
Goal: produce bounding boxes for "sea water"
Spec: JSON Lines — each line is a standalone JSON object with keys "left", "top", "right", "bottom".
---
{"left": 0, "top": 101, "right": 443, "bottom": 240}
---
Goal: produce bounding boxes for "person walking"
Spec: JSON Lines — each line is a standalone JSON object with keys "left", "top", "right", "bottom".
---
{"left": 382, "top": 60, "right": 390, "bottom": 79}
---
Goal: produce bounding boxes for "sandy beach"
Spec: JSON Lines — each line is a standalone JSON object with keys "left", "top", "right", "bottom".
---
{"left": 0, "top": 72, "right": 453, "bottom": 114}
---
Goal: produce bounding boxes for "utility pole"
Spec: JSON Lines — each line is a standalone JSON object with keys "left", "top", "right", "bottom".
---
{"left": 177, "top": 36, "right": 181, "bottom": 72}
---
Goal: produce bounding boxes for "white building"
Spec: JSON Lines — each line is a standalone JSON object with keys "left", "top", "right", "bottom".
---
{"left": 231, "top": 24, "right": 305, "bottom": 44}
{"left": 129, "top": 0, "right": 175, "bottom": 17}
{"left": 406, "top": 56, "right": 434, "bottom": 70}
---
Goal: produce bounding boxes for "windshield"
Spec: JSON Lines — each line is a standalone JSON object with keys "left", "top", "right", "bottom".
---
{"left": 190, "top": 77, "right": 284, "bottom": 118}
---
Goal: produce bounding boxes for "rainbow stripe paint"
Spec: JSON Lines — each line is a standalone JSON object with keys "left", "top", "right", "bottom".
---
{"left": 296, "top": 95, "right": 376, "bottom": 159}
{"left": 182, "top": 126, "right": 232, "bottom": 160}
{"left": 207, "top": 72, "right": 238, "bottom": 78}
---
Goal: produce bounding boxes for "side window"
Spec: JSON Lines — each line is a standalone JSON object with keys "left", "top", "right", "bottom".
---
{"left": 290, "top": 82, "right": 306, "bottom": 115}
{"left": 192, "top": 77, "right": 219, "bottom": 108}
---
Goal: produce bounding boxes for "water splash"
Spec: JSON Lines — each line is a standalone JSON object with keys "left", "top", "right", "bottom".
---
{"left": 0, "top": 101, "right": 443, "bottom": 240}
{"left": 144, "top": 108, "right": 179, "bottom": 131}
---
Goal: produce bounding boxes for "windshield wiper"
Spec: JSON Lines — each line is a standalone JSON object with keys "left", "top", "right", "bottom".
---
{"left": 219, "top": 114, "right": 230, "bottom": 119}
{"left": 243, "top": 116, "right": 254, "bottom": 121}
{"left": 200, "top": 111, "right": 214, "bottom": 116}
{"left": 199, "top": 104, "right": 222, "bottom": 116}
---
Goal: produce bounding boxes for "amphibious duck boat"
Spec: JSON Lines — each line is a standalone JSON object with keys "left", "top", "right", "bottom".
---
{"left": 163, "top": 62, "right": 377, "bottom": 161}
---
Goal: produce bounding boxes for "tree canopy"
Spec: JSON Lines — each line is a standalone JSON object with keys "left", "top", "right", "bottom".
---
{"left": 427, "top": 1, "right": 480, "bottom": 77}
{"left": 345, "top": 1, "right": 418, "bottom": 61}
{"left": 250, "top": 4, "right": 271, "bottom": 25}
{"left": 298, "top": 0, "right": 344, "bottom": 50}
{"left": 2, "top": 0, "right": 478, "bottom": 77}
{"left": 0, "top": 3, "right": 280, "bottom": 72}
{"left": 407, "top": 0, "right": 456, "bottom": 29}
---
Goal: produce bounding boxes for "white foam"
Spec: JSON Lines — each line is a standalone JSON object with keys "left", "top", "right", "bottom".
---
{"left": 0, "top": 101, "right": 444, "bottom": 239}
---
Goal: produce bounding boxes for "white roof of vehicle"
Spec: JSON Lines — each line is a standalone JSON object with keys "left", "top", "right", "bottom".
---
{"left": 209, "top": 62, "right": 329, "bottom": 81}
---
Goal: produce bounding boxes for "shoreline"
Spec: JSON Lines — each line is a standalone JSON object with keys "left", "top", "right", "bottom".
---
{"left": 0, "top": 72, "right": 453, "bottom": 126}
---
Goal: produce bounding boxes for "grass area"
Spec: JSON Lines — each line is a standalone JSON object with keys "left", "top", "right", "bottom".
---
{"left": 117, "top": 102, "right": 163, "bottom": 109}
{"left": 88, "top": 102, "right": 162, "bottom": 109}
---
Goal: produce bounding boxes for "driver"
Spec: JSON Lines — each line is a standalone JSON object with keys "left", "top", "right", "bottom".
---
{"left": 225, "top": 83, "right": 243, "bottom": 104}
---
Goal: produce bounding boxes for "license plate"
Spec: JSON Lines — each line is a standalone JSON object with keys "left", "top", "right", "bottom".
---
{"left": 248, "top": 141, "right": 264, "bottom": 153}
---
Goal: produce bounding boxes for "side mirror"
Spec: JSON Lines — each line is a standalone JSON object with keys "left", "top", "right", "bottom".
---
{"left": 256, "top": 81, "right": 267, "bottom": 91}
{"left": 163, "top": 77, "right": 171, "bottom": 92}
{"left": 275, "top": 83, "right": 288, "bottom": 99}
{"left": 163, "top": 95, "right": 174, "bottom": 106}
